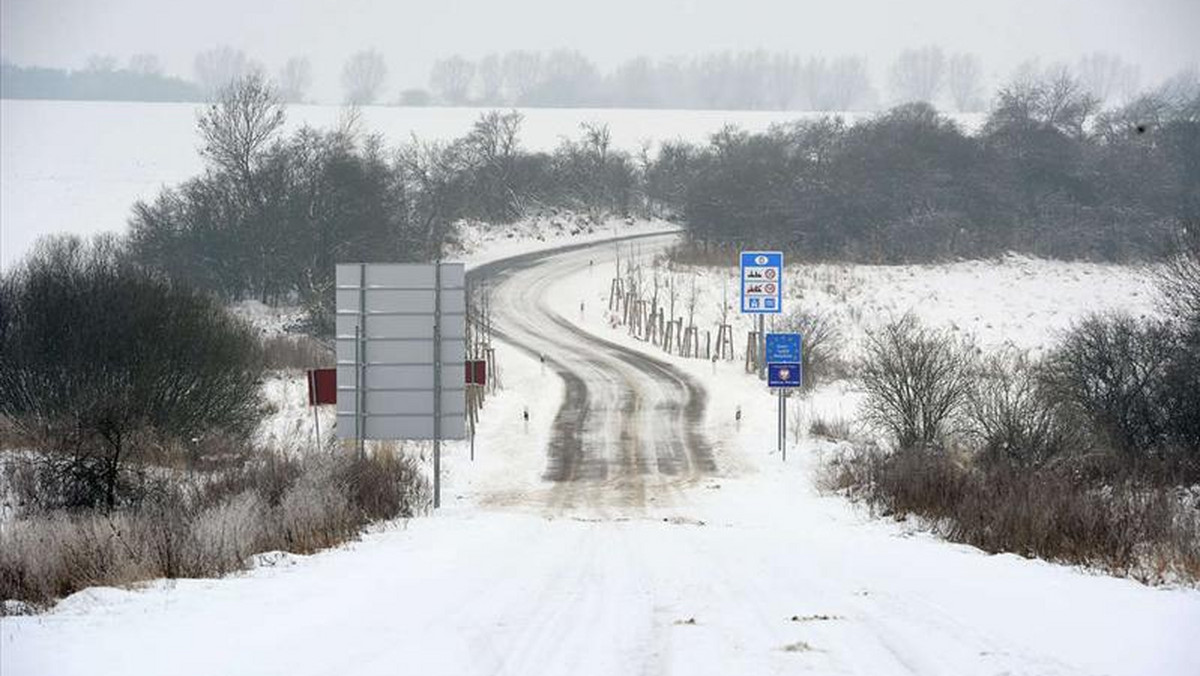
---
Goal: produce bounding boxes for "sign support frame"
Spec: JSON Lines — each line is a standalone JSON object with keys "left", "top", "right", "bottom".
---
{"left": 432, "top": 221, "right": 445, "bottom": 509}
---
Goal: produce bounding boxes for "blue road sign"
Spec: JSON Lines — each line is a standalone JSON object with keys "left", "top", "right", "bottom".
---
{"left": 768, "top": 363, "right": 802, "bottom": 388}
{"left": 765, "top": 333, "right": 801, "bottom": 364}
{"left": 740, "top": 251, "right": 782, "bottom": 314}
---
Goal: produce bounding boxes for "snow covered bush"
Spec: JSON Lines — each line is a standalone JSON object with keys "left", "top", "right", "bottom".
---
{"left": 775, "top": 307, "right": 844, "bottom": 389}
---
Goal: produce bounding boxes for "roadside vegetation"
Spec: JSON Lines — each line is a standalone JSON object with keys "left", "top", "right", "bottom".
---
{"left": 0, "top": 238, "right": 427, "bottom": 612}
{"left": 2, "top": 64, "right": 1196, "bottom": 611}
{"left": 824, "top": 232, "right": 1200, "bottom": 582}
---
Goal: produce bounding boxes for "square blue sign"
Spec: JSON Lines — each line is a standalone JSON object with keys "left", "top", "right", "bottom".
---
{"left": 765, "top": 333, "right": 801, "bottom": 364}
{"left": 740, "top": 251, "right": 782, "bottom": 314}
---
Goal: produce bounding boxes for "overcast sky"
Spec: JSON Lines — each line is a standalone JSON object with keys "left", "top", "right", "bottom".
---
{"left": 3, "top": 0, "right": 1198, "bottom": 102}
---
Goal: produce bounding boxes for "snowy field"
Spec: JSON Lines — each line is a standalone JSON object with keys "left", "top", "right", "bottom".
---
{"left": 4, "top": 231, "right": 1197, "bottom": 676}
{"left": 0, "top": 99, "right": 985, "bottom": 271}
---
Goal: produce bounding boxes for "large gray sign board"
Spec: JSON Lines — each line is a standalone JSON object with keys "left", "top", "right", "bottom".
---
{"left": 335, "top": 263, "right": 466, "bottom": 440}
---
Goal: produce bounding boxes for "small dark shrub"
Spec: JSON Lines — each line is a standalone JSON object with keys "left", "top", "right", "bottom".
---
{"left": 0, "top": 235, "right": 265, "bottom": 510}
{"left": 1041, "top": 313, "right": 1174, "bottom": 461}
{"left": 964, "top": 349, "right": 1076, "bottom": 467}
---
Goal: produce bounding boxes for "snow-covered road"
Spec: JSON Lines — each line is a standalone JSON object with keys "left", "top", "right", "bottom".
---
{"left": 3, "top": 234, "right": 1198, "bottom": 676}
{"left": 473, "top": 233, "right": 713, "bottom": 510}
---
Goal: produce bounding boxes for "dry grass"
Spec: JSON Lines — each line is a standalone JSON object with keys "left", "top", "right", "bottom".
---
{"left": 828, "top": 446, "right": 1200, "bottom": 584}
{"left": 808, "top": 414, "right": 853, "bottom": 441}
{"left": 261, "top": 334, "right": 334, "bottom": 371}
{"left": 0, "top": 448, "right": 429, "bottom": 612}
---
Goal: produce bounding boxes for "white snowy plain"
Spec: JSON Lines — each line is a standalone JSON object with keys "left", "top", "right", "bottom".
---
{"left": 3, "top": 229, "right": 1198, "bottom": 676}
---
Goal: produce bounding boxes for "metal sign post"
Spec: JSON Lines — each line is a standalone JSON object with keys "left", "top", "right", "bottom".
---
{"left": 433, "top": 261, "right": 442, "bottom": 509}
{"left": 779, "top": 389, "right": 786, "bottom": 461}
{"left": 766, "top": 333, "right": 803, "bottom": 461}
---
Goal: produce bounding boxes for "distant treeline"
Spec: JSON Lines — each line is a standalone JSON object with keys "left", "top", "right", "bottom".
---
{"left": 4, "top": 47, "right": 1175, "bottom": 111}
{"left": 663, "top": 74, "right": 1200, "bottom": 262}
{"left": 116, "top": 68, "right": 1198, "bottom": 329}
{"left": 1, "top": 61, "right": 204, "bottom": 102}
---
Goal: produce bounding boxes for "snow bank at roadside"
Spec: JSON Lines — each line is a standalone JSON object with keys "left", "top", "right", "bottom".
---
{"left": 454, "top": 212, "right": 679, "bottom": 269}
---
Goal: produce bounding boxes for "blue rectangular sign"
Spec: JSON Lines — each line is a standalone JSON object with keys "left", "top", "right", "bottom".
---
{"left": 740, "top": 251, "right": 782, "bottom": 314}
{"left": 768, "top": 363, "right": 802, "bottom": 388}
{"left": 765, "top": 333, "right": 801, "bottom": 364}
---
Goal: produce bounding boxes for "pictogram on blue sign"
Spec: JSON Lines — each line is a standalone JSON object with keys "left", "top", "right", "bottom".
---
{"left": 740, "top": 251, "right": 782, "bottom": 314}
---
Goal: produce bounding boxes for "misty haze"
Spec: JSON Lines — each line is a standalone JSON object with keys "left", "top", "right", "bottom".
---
{"left": 1, "top": 1, "right": 1198, "bottom": 675}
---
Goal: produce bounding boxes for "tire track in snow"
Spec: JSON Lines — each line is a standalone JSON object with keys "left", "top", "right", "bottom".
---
{"left": 470, "top": 232, "right": 713, "bottom": 509}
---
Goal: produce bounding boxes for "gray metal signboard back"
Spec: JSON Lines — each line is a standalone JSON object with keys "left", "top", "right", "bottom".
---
{"left": 335, "top": 263, "right": 466, "bottom": 440}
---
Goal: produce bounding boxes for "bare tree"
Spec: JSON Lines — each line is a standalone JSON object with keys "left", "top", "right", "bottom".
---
{"left": 768, "top": 53, "right": 802, "bottom": 110}
{"left": 1077, "top": 52, "right": 1140, "bottom": 106}
{"left": 397, "top": 139, "right": 471, "bottom": 258}
{"left": 947, "top": 53, "right": 984, "bottom": 112}
{"left": 502, "top": 50, "right": 543, "bottom": 103}
{"left": 1040, "top": 64, "right": 1099, "bottom": 139}
{"left": 819, "top": 56, "right": 874, "bottom": 111}
{"left": 197, "top": 72, "right": 285, "bottom": 185}
{"left": 84, "top": 54, "right": 117, "bottom": 73}
{"left": 277, "top": 56, "right": 312, "bottom": 103}
{"left": 889, "top": 46, "right": 945, "bottom": 104}
{"left": 128, "top": 53, "right": 163, "bottom": 76}
{"left": 194, "top": 46, "right": 255, "bottom": 99}
{"left": 341, "top": 49, "right": 387, "bottom": 105}
{"left": 430, "top": 55, "right": 476, "bottom": 105}
{"left": 612, "top": 56, "right": 657, "bottom": 108}
{"left": 1156, "top": 66, "right": 1200, "bottom": 110}
{"left": 999, "top": 62, "right": 1099, "bottom": 139}
{"left": 477, "top": 53, "right": 504, "bottom": 104}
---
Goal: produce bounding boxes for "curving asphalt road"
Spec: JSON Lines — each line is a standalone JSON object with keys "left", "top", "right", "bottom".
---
{"left": 468, "top": 233, "right": 714, "bottom": 506}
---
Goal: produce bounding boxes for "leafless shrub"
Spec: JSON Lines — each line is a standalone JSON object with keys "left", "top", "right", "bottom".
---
{"left": 964, "top": 349, "right": 1077, "bottom": 467}
{"left": 1041, "top": 313, "right": 1173, "bottom": 461}
{"left": 1156, "top": 225, "right": 1200, "bottom": 329}
{"left": 858, "top": 315, "right": 975, "bottom": 450}
{"left": 261, "top": 334, "right": 333, "bottom": 371}
{"left": 776, "top": 307, "right": 846, "bottom": 388}
{"left": 808, "top": 414, "right": 852, "bottom": 441}
{"left": 278, "top": 458, "right": 356, "bottom": 553}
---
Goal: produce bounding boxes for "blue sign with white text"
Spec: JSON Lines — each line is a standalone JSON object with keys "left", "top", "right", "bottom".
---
{"left": 765, "top": 333, "right": 801, "bottom": 364}
{"left": 740, "top": 251, "right": 783, "bottom": 314}
{"left": 768, "top": 363, "right": 802, "bottom": 388}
